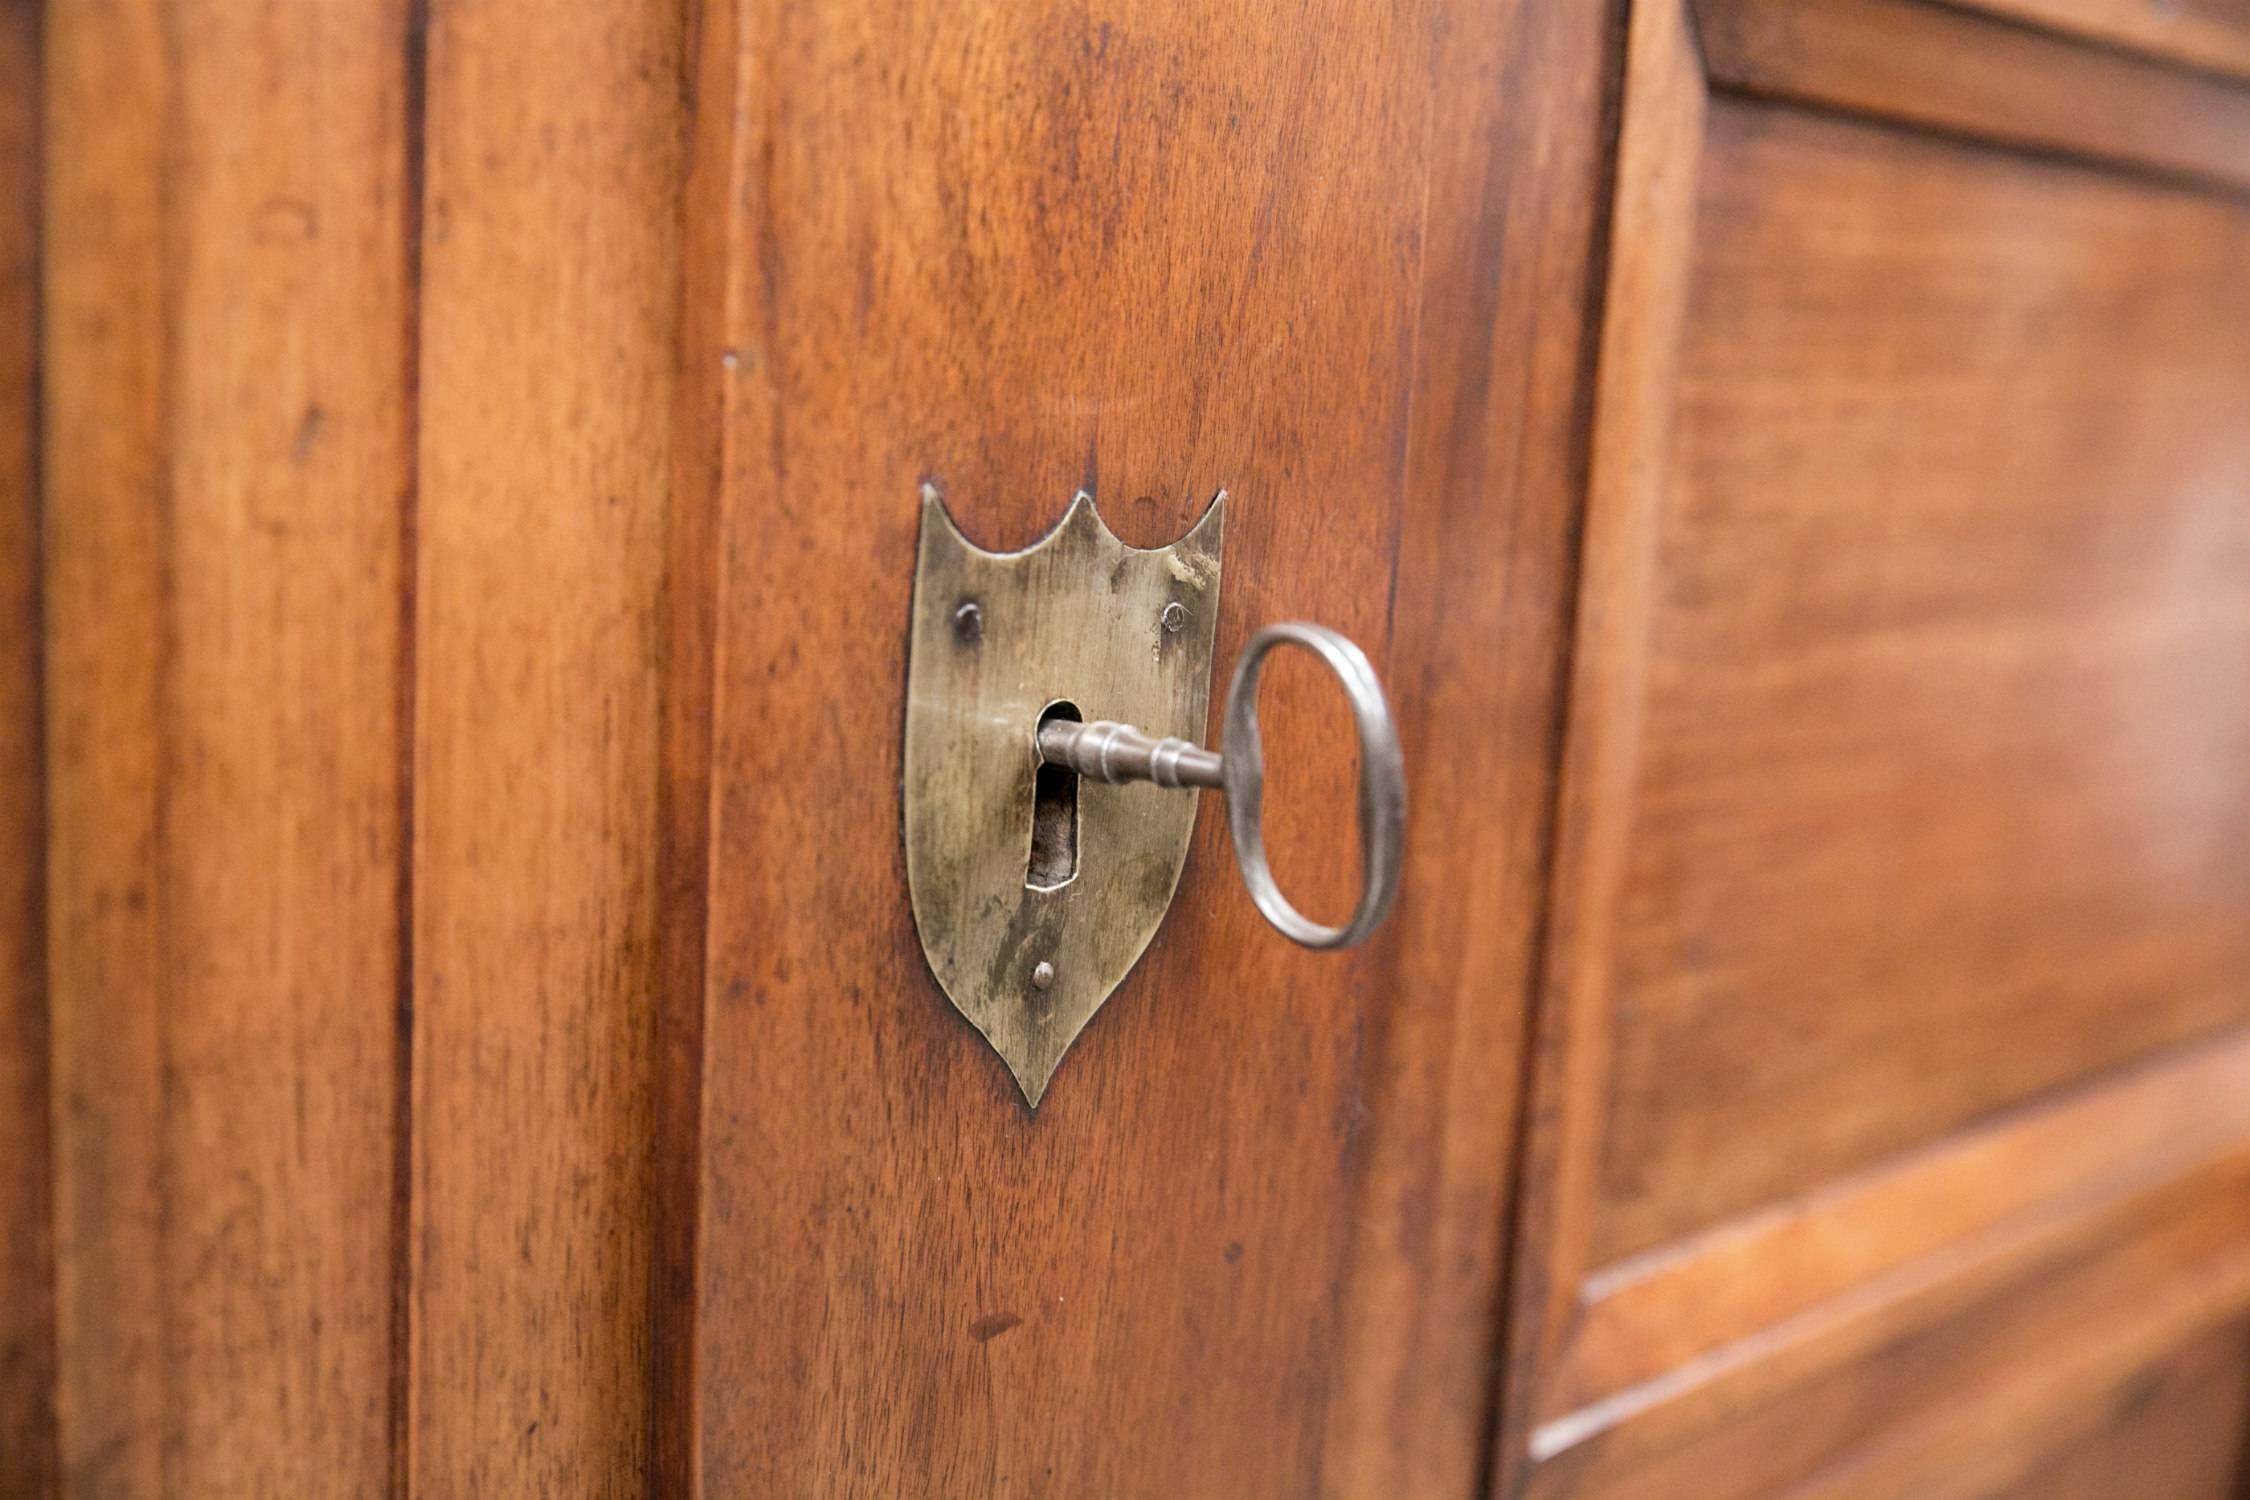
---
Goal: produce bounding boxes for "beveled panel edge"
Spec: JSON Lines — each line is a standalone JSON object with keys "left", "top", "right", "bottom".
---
{"left": 1523, "top": 1141, "right": 2250, "bottom": 1499}
{"left": 1695, "top": 0, "right": 2250, "bottom": 194}
{"left": 1536, "top": 1027, "right": 2250, "bottom": 1442}
{"left": 1948, "top": 0, "right": 2250, "bottom": 83}
{"left": 1487, "top": 0, "right": 1713, "bottom": 1492}
{"left": 1523, "top": 1143, "right": 2250, "bottom": 1498}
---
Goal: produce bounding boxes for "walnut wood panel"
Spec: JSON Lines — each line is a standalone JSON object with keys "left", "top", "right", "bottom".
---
{"left": 1496, "top": 5, "right": 2250, "bottom": 1497}
{"left": 1598, "top": 100, "right": 2250, "bottom": 1260}
{"left": 0, "top": 1, "right": 51, "bottom": 1492}
{"left": 1695, "top": 0, "right": 2250, "bottom": 191}
{"left": 681, "top": 0, "right": 1616, "bottom": 1495}
{"left": 407, "top": 0, "right": 684, "bottom": 1492}
{"left": 1954, "top": 0, "right": 2250, "bottom": 80}
{"left": 1984, "top": 1317, "right": 2250, "bottom": 1500}
{"left": 41, "top": 0, "right": 412, "bottom": 1492}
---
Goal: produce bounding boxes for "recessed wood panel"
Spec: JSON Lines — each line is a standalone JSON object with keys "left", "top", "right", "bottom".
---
{"left": 1592, "top": 101, "right": 2250, "bottom": 1264}
{"left": 1499, "top": 7, "right": 2250, "bottom": 1492}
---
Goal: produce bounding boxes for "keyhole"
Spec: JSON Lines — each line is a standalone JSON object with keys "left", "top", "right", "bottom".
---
{"left": 1027, "top": 701, "right": 1081, "bottom": 890}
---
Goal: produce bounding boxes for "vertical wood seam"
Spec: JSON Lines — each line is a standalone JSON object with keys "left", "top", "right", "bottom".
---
{"left": 149, "top": 3, "right": 186, "bottom": 1484}
{"left": 653, "top": 0, "right": 756, "bottom": 1490}
{"left": 650, "top": 0, "right": 708, "bottom": 1489}
{"left": 389, "top": 1, "right": 431, "bottom": 1495}
{"left": 9, "top": 0, "right": 56, "bottom": 1485}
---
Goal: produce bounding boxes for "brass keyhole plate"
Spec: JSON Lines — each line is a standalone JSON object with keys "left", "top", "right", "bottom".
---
{"left": 902, "top": 487, "right": 1225, "bottom": 1106}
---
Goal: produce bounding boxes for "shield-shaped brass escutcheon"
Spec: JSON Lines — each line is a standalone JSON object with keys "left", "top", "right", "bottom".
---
{"left": 903, "top": 486, "right": 1225, "bottom": 1106}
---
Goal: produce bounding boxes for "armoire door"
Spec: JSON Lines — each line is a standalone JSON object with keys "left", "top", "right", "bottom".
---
{"left": 666, "top": 3, "right": 1611, "bottom": 1496}
{"left": 18, "top": 0, "right": 1624, "bottom": 1497}
{"left": 19, "top": 0, "right": 2250, "bottom": 1496}
{"left": 1494, "top": 2, "right": 2250, "bottom": 1497}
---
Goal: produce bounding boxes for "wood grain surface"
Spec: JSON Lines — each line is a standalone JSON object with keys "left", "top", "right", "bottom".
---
{"left": 1492, "top": 0, "right": 1708, "bottom": 1479}
{"left": 0, "top": 1, "right": 52, "bottom": 1492}
{"left": 1983, "top": 1317, "right": 2250, "bottom": 1500}
{"left": 407, "top": 0, "right": 684, "bottom": 1492}
{"left": 1552, "top": 1033, "right": 2250, "bottom": 1423}
{"left": 1952, "top": 0, "right": 2250, "bottom": 80}
{"left": 680, "top": 0, "right": 1616, "bottom": 1495}
{"left": 1524, "top": 1149, "right": 2250, "bottom": 1498}
{"left": 37, "top": 0, "right": 696, "bottom": 1491}
{"left": 649, "top": 0, "right": 754, "bottom": 1487}
{"left": 1496, "top": 6, "right": 2250, "bottom": 1496}
{"left": 1602, "top": 98, "right": 2250, "bottom": 1261}
{"left": 27, "top": 0, "right": 2250, "bottom": 1494}
{"left": 42, "top": 0, "right": 413, "bottom": 1492}
{"left": 1695, "top": 0, "right": 2250, "bottom": 192}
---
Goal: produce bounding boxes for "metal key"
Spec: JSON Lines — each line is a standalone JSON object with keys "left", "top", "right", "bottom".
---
{"left": 1033, "top": 622, "right": 1406, "bottom": 950}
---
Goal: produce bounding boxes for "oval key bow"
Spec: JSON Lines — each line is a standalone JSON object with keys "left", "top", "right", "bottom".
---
{"left": 1033, "top": 622, "right": 1406, "bottom": 950}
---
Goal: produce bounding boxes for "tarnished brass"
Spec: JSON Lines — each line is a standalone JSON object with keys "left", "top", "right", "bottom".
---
{"left": 903, "top": 487, "right": 1225, "bottom": 1105}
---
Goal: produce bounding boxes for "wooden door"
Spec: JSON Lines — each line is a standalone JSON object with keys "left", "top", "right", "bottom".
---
{"left": 15, "top": 1, "right": 1616, "bottom": 1496}
{"left": 669, "top": 4, "right": 1608, "bottom": 1496}
{"left": 19, "top": 0, "right": 2250, "bottom": 1496}
{"left": 1494, "top": 3, "right": 2250, "bottom": 1496}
